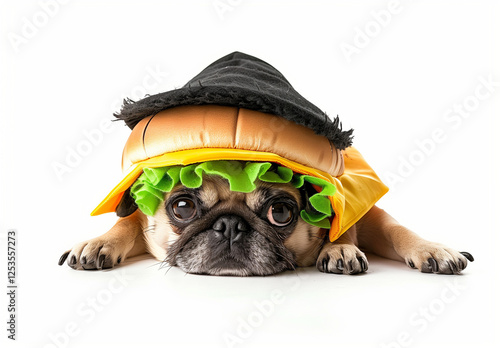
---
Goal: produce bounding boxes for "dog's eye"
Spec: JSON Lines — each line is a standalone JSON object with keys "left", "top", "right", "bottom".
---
{"left": 267, "top": 202, "right": 293, "bottom": 226}
{"left": 172, "top": 198, "right": 197, "bottom": 221}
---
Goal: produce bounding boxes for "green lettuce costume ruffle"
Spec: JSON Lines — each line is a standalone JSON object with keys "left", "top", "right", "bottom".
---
{"left": 130, "top": 161, "right": 336, "bottom": 229}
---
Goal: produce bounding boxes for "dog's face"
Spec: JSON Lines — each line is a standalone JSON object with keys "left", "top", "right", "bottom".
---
{"left": 145, "top": 175, "right": 326, "bottom": 276}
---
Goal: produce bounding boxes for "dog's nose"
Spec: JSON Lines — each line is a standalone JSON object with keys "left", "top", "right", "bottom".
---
{"left": 212, "top": 215, "right": 250, "bottom": 246}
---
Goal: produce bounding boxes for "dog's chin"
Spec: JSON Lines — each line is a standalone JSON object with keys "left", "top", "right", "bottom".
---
{"left": 171, "top": 230, "right": 294, "bottom": 276}
{"left": 204, "top": 257, "right": 253, "bottom": 276}
{"left": 177, "top": 258, "right": 287, "bottom": 277}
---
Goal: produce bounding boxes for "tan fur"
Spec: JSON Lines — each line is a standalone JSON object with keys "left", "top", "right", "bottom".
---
{"left": 64, "top": 211, "right": 147, "bottom": 269}
{"left": 355, "top": 206, "right": 469, "bottom": 273}
{"left": 283, "top": 219, "right": 324, "bottom": 267}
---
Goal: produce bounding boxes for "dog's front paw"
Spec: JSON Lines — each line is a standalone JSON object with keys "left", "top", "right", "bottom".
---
{"left": 58, "top": 237, "right": 126, "bottom": 270}
{"left": 316, "top": 243, "right": 368, "bottom": 275}
{"left": 402, "top": 242, "right": 474, "bottom": 275}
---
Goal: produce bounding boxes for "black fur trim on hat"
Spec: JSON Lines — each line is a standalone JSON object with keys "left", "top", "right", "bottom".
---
{"left": 114, "top": 52, "right": 354, "bottom": 150}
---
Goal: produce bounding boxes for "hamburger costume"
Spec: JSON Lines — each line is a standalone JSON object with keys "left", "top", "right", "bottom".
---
{"left": 92, "top": 52, "right": 388, "bottom": 242}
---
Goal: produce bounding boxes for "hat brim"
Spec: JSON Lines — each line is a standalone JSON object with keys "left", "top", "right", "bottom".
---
{"left": 114, "top": 52, "right": 354, "bottom": 150}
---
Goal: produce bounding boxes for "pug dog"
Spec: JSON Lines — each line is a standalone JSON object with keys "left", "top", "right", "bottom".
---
{"left": 58, "top": 171, "right": 473, "bottom": 276}
{"left": 58, "top": 51, "right": 473, "bottom": 276}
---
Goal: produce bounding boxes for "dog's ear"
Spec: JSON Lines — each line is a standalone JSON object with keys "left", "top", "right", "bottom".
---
{"left": 299, "top": 181, "right": 317, "bottom": 213}
{"left": 299, "top": 181, "right": 333, "bottom": 218}
{"left": 116, "top": 188, "right": 138, "bottom": 217}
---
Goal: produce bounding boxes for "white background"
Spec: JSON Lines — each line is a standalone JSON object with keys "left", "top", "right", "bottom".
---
{"left": 1, "top": 1, "right": 499, "bottom": 348}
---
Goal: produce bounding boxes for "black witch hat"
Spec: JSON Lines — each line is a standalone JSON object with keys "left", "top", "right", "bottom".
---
{"left": 114, "top": 51, "right": 353, "bottom": 150}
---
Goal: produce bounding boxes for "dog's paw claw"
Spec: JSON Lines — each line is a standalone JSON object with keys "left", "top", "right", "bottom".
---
{"left": 58, "top": 251, "right": 70, "bottom": 266}
{"left": 407, "top": 259, "right": 416, "bottom": 269}
{"left": 98, "top": 254, "right": 106, "bottom": 269}
{"left": 346, "top": 260, "right": 356, "bottom": 274}
{"left": 460, "top": 251, "right": 474, "bottom": 262}
{"left": 448, "top": 261, "right": 459, "bottom": 274}
{"left": 336, "top": 259, "right": 344, "bottom": 271}
{"left": 428, "top": 258, "right": 439, "bottom": 273}
{"left": 81, "top": 254, "right": 99, "bottom": 270}
{"left": 69, "top": 255, "right": 78, "bottom": 269}
{"left": 358, "top": 256, "right": 368, "bottom": 272}
{"left": 319, "top": 257, "right": 328, "bottom": 272}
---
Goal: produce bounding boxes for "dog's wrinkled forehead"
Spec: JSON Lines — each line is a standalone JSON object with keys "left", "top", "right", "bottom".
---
{"left": 166, "top": 175, "right": 301, "bottom": 209}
